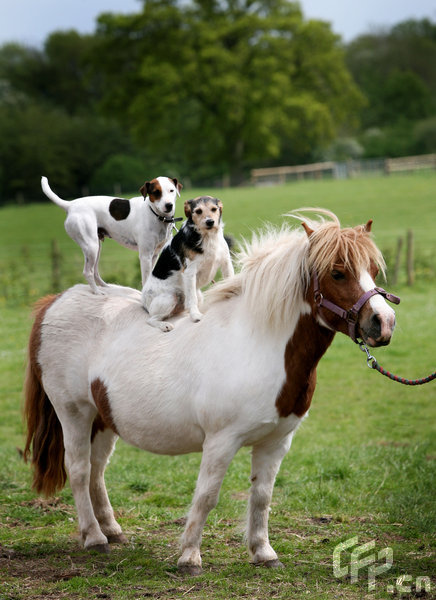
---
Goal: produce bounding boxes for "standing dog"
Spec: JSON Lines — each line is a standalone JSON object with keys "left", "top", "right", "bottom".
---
{"left": 41, "top": 176, "right": 182, "bottom": 293}
{"left": 142, "top": 195, "right": 234, "bottom": 331}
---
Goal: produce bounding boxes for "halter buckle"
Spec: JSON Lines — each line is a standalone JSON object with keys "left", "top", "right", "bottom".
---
{"left": 314, "top": 290, "right": 323, "bottom": 306}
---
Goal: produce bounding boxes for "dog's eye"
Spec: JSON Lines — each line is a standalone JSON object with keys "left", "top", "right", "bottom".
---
{"left": 195, "top": 208, "right": 203, "bottom": 215}
{"left": 211, "top": 207, "right": 217, "bottom": 212}
{"left": 331, "top": 270, "right": 345, "bottom": 281}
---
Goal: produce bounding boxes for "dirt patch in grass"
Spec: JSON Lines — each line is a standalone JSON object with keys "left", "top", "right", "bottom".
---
{"left": 0, "top": 545, "right": 92, "bottom": 581}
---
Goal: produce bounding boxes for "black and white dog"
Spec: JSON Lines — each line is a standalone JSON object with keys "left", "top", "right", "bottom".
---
{"left": 142, "top": 196, "right": 234, "bottom": 331}
{"left": 41, "top": 176, "right": 182, "bottom": 293}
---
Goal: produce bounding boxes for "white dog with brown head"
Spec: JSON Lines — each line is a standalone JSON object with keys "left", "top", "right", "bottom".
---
{"left": 41, "top": 176, "right": 182, "bottom": 293}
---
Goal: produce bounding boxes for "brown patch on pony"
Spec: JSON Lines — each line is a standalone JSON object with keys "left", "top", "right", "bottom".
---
{"left": 91, "top": 378, "right": 119, "bottom": 436}
{"left": 24, "top": 294, "right": 67, "bottom": 497}
{"left": 276, "top": 314, "right": 334, "bottom": 418}
{"left": 91, "top": 414, "right": 106, "bottom": 442}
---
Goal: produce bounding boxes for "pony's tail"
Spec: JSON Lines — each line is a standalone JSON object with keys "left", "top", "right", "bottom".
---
{"left": 23, "top": 295, "right": 67, "bottom": 497}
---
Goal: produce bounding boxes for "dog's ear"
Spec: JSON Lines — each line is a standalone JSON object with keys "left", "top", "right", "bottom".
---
{"left": 217, "top": 199, "right": 223, "bottom": 216}
{"left": 140, "top": 182, "right": 150, "bottom": 198}
{"left": 172, "top": 178, "right": 183, "bottom": 197}
{"left": 184, "top": 199, "right": 193, "bottom": 218}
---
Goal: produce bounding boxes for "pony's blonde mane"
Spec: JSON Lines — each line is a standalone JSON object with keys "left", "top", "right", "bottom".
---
{"left": 206, "top": 209, "right": 385, "bottom": 334}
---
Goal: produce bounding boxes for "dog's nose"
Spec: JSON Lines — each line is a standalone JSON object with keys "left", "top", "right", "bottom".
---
{"left": 164, "top": 202, "right": 173, "bottom": 213}
{"left": 205, "top": 219, "right": 214, "bottom": 228}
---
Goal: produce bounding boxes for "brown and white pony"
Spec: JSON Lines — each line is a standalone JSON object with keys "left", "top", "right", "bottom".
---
{"left": 24, "top": 210, "right": 397, "bottom": 574}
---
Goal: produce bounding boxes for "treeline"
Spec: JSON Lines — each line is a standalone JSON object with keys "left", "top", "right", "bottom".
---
{"left": 0, "top": 0, "right": 435, "bottom": 203}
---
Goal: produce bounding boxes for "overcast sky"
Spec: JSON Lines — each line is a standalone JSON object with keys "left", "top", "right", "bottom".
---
{"left": 1, "top": 0, "right": 435, "bottom": 47}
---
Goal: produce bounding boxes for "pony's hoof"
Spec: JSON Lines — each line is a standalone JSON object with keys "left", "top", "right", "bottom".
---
{"left": 178, "top": 564, "right": 203, "bottom": 576}
{"left": 87, "top": 543, "right": 110, "bottom": 554}
{"left": 253, "top": 559, "right": 284, "bottom": 569}
{"left": 107, "top": 533, "right": 128, "bottom": 544}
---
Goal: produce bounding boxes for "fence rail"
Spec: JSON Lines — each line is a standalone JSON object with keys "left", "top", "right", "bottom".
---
{"left": 251, "top": 154, "right": 436, "bottom": 185}
{"left": 385, "top": 153, "right": 436, "bottom": 174}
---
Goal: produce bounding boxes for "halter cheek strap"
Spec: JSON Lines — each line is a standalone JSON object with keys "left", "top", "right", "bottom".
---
{"left": 312, "top": 271, "right": 400, "bottom": 342}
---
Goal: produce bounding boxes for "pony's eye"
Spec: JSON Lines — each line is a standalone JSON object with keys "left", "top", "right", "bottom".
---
{"left": 331, "top": 270, "right": 345, "bottom": 281}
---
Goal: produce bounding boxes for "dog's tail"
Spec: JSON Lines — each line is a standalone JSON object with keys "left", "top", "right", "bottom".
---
{"left": 41, "top": 176, "right": 70, "bottom": 210}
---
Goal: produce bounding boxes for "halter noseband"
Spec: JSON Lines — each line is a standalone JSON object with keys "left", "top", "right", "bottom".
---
{"left": 312, "top": 271, "right": 400, "bottom": 343}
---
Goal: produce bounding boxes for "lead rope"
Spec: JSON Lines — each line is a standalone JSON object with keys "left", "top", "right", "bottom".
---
{"left": 358, "top": 342, "right": 436, "bottom": 386}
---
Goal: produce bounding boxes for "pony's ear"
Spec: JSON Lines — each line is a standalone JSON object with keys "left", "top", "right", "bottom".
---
{"left": 365, "top": 219, "right": 373, "bottom": 232}
{"left": 302, "top": 222, "right": 314, "bottom": 238}
{"left": 172, "top": 178, "right": 183, "bottom": 197}
{"left": 184, "top": 200, "right": 192, "bottom": 218}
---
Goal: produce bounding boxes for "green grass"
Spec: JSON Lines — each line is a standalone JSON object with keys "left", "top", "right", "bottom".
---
{"left": 0, "top": 172, "right": 435, "bottom": 306}
{"left": 0, "top": 172, "right": 435, "bottom": 599}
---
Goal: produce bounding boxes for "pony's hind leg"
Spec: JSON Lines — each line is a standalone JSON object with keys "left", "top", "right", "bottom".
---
{"left": 59, "top": 404, "right": 110, "bottom": 552}
{"left": 178, "top": 433, "right": 240, "bottom": 575}
{"left": 90, "top": 428, "right": 126, "bottom": 544}
{"left": 247, "top": 434, "right": 294, "bottom": 567}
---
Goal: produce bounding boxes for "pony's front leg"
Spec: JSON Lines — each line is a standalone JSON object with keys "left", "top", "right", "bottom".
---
{"left": 90, "top": 429, "right": 126, "bottom": 545}
{"left": 247, "top": 434, "right": 294, "bottom": 567}
{"left": 178, "top": 434, "right": 240, "bottom": 575}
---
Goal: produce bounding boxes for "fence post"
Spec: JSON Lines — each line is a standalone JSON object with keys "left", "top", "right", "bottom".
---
{"left": 51, "top": 239, "right": 62, "bottom": 292}
{"left": 406, "top": 230, "right": 414, "bottom": 286}
{"left": 392, "top": 237, "right": 403, "bottom": 286}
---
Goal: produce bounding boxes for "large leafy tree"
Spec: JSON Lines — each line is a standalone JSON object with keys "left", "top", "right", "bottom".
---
{"left": 346, "top": 19, "right": 436, "bottom": 128}
{"left": 94, "top": 0, "right": 363, "bottom": 183}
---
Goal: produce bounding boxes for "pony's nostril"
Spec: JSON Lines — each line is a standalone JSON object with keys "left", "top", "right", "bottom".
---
{"left": 370, "top": 313, "right": 381, "bottom": 337}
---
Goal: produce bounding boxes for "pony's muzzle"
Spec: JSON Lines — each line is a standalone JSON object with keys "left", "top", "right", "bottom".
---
{"left": 360, "top": 310, "right": 396, "bottom": 347}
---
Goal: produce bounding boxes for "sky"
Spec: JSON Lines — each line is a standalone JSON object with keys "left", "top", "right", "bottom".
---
{"left": 0, "top": 0, "right": 435, "bottom": 47}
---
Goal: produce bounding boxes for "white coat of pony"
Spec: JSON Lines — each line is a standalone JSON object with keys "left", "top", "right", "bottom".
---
{"left": 24, "top": 210, "right": 396, "bottom": 574}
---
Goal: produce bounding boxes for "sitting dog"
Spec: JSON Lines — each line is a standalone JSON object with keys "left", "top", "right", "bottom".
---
{"left": 41, "top": 176, "right": 182, "bottom": 294}
{"left": 142, "top": 195, "right": 234, "bottom": 332}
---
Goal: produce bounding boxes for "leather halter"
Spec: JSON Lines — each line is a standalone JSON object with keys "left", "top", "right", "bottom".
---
{"left": 312, "top": 271, "right": 400, "bottom": 342}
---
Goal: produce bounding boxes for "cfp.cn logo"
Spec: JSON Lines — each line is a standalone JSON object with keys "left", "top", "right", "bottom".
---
{"left": 333, "top": 536, "right": 431, "bottom": 594}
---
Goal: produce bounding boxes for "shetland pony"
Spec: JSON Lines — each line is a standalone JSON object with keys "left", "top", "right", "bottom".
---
{"left": 24, "top": 210, "right": 397, "bottom": 574}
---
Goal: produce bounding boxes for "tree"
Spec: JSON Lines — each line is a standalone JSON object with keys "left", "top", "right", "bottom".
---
{"left": 93, "top": 0, "right": 363, "bottom": 183}
{"left": 0, "top": 32, "right": 101, "bottom": 115}
{"left": 346, "top": 19, "right": 436, "bottom": 129}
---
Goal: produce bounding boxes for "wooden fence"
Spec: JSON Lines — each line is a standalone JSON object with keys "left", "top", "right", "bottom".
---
{"left": 384, "top": 153, "right": 436, "bottom": 174}
{"left": 251, "top": 153, "right": 436, "bottom": 185}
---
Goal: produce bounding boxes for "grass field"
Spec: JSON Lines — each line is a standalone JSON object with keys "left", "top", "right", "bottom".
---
{"left": 0, "top": 173, "right": 435, "bottom": 599}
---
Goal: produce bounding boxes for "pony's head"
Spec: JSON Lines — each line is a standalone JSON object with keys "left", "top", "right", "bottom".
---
{"left": 299, "top": 209, "right": 397, "bottom": 347}
{"left": 207, "top": 209, "right": 397, "bottom": 346}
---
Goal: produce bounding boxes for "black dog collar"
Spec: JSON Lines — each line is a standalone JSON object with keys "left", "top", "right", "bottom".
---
{"left": 148, "top": 205, "right": 183, "bottom": 224}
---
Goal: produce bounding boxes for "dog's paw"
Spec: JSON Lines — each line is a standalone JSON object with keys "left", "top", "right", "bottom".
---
{"left": 190, "top": 311, "right": 203, "bottom": 323}
{"left": 91, "top": 287, "right": 106, "bottom": 295}
{"left": 159, "top": 322, "right": 174, "bottom": 332}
